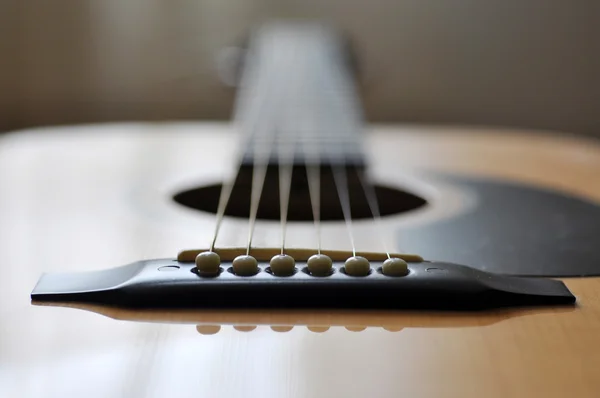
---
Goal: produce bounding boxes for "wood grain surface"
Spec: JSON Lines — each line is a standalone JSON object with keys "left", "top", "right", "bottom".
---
{"left": 1, "top": 122, "right": 600, "bottom": 398}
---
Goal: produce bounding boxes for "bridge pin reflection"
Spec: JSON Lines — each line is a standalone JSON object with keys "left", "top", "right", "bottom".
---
{"left": 344, "top": 256, "right": 370, "bottom": 276}
{"left": 232, "top": 255, "right": 259, "bottom": 276}
{"left": 345, "top": 326, "right": 367, "bottom": 332}
{"left": 382, "top": 258, "right": 409, "bottom": 276}
{"left": 234, "top": 325, "right": 257, "bottom": 332}
{"left": 271, "top": 326, "right": 293, "bottom": 333}
{"left": 195, "top": 251, "right": 221, "bottom": 276}
{"left": 307, "top": 254, "right": 333, "bottom": 276}
{"left": 196, "top": 325, "right": 221, "bottom": 335}
{"left": 383, "top": 326, "right": 404, "bottom": 332}
{"left": 270, "top": 254, "right": 295, "bottom": 276}
{"left": 307, "top": 326, "right": 330, "bottom": 333}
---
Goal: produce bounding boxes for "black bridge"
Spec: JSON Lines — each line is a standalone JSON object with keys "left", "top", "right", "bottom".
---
{"left": 31, "top": 259, "right": 576, "bottom": 311}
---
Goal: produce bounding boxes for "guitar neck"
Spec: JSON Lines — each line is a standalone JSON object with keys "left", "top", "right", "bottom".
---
{"left": 234, "top": 22, "right": 366, "bottom": 167}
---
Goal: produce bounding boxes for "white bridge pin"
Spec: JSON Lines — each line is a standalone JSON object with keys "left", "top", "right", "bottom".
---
{"left": 270, "top": 254, "right": 295, "bottom": 276}
{"left": 307, "top": 254, "right": 333, "bottom": 276}
{"left": 195, "top": 251, "right": 221, "bottom": 276}
{"left": 382, "top": 258, "right": 409, "bottom": 276}
{"left": 232, "top": 255, "right": 259, "bottom": 276}
{"left": 344, "top": 256, "right": 371, "bottom": 276}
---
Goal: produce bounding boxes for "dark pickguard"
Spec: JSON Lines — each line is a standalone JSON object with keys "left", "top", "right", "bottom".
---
{"left": 398, "top": 175, "right": 600, "bottom": 277}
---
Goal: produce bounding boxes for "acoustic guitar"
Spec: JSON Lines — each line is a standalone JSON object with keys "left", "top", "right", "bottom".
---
{"left": 3, "top": 22, "right": 600, "bottom": 397}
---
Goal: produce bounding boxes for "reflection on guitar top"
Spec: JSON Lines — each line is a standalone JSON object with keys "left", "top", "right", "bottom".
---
{"left": 32, "top": 300, "right": 576, "bottom": 335}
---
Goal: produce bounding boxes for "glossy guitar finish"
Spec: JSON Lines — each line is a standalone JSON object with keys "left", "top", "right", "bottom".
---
{"left": 2, "top": 123, "right": 600, "bottom": 398}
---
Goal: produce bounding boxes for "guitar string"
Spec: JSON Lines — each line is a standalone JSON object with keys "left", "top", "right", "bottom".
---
{"left": 245, "top": 161, "right": 268, "bottom": 255}
{"left": 357, "top": 167, "right": 391, "bottom": 258}
{"left": 332, "top": 164, "right": 357, "bottom": 257}
{"left": 208, "top": 65, "right": 262, "bottom": 251}
{"left": 276, "top": 87, "right": 296, "bottom": 255}
{"left": 318, "top": 38, "right": 358, "bottom": 259}
{"left": 245, "top": 35, "right": 287, "bottom": 255}
{"left": 208, "top": 100, "right": 255, "bottom": 252}
{"left": 209, "top": 162, "right": 238, "bottom": 251}
{"left": 276, "top": 34, "right": 301, "bottom": 256}
{"left": 209, "top": 34, "right": 276, "bottom": 252}
{"left": 278, "top": 152, "right": 294, "bottom": 254}
{"left": 305, "top": 162, "right": 322, "bottom": 255}
{"left": 301, "top": 41, "right": 324, "bottom": 255}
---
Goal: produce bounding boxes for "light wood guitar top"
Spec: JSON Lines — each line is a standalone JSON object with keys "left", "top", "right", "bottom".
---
{"left": 1, "top": 122, "right": 600, "bottom": 398}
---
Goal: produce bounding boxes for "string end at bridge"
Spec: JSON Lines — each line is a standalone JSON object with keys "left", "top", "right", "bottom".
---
{"left": 177, "top": 247, "right": 424, "bottom": 263}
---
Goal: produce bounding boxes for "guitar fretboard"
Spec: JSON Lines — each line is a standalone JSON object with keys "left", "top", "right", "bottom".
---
{"left": 234, "top": 22, "right": 365, "bottom": 166}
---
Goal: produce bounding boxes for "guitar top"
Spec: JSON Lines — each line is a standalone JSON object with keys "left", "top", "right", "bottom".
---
{"left": 4, "top": 22, "right": 600, "bottom": 398}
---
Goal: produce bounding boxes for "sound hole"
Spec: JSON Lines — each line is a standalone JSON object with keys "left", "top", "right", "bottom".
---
{"left": 173, "top": 165, "right": 427, "bottom": 221}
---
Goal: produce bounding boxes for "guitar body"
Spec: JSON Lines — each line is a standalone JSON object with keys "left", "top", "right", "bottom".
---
{"left": 2, "top": 122, "right": 600, "bottom": 397}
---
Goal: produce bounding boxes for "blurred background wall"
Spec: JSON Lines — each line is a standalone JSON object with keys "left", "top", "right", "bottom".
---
{"left": 0, "top": 0, "right": 598, "bottom": 135}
